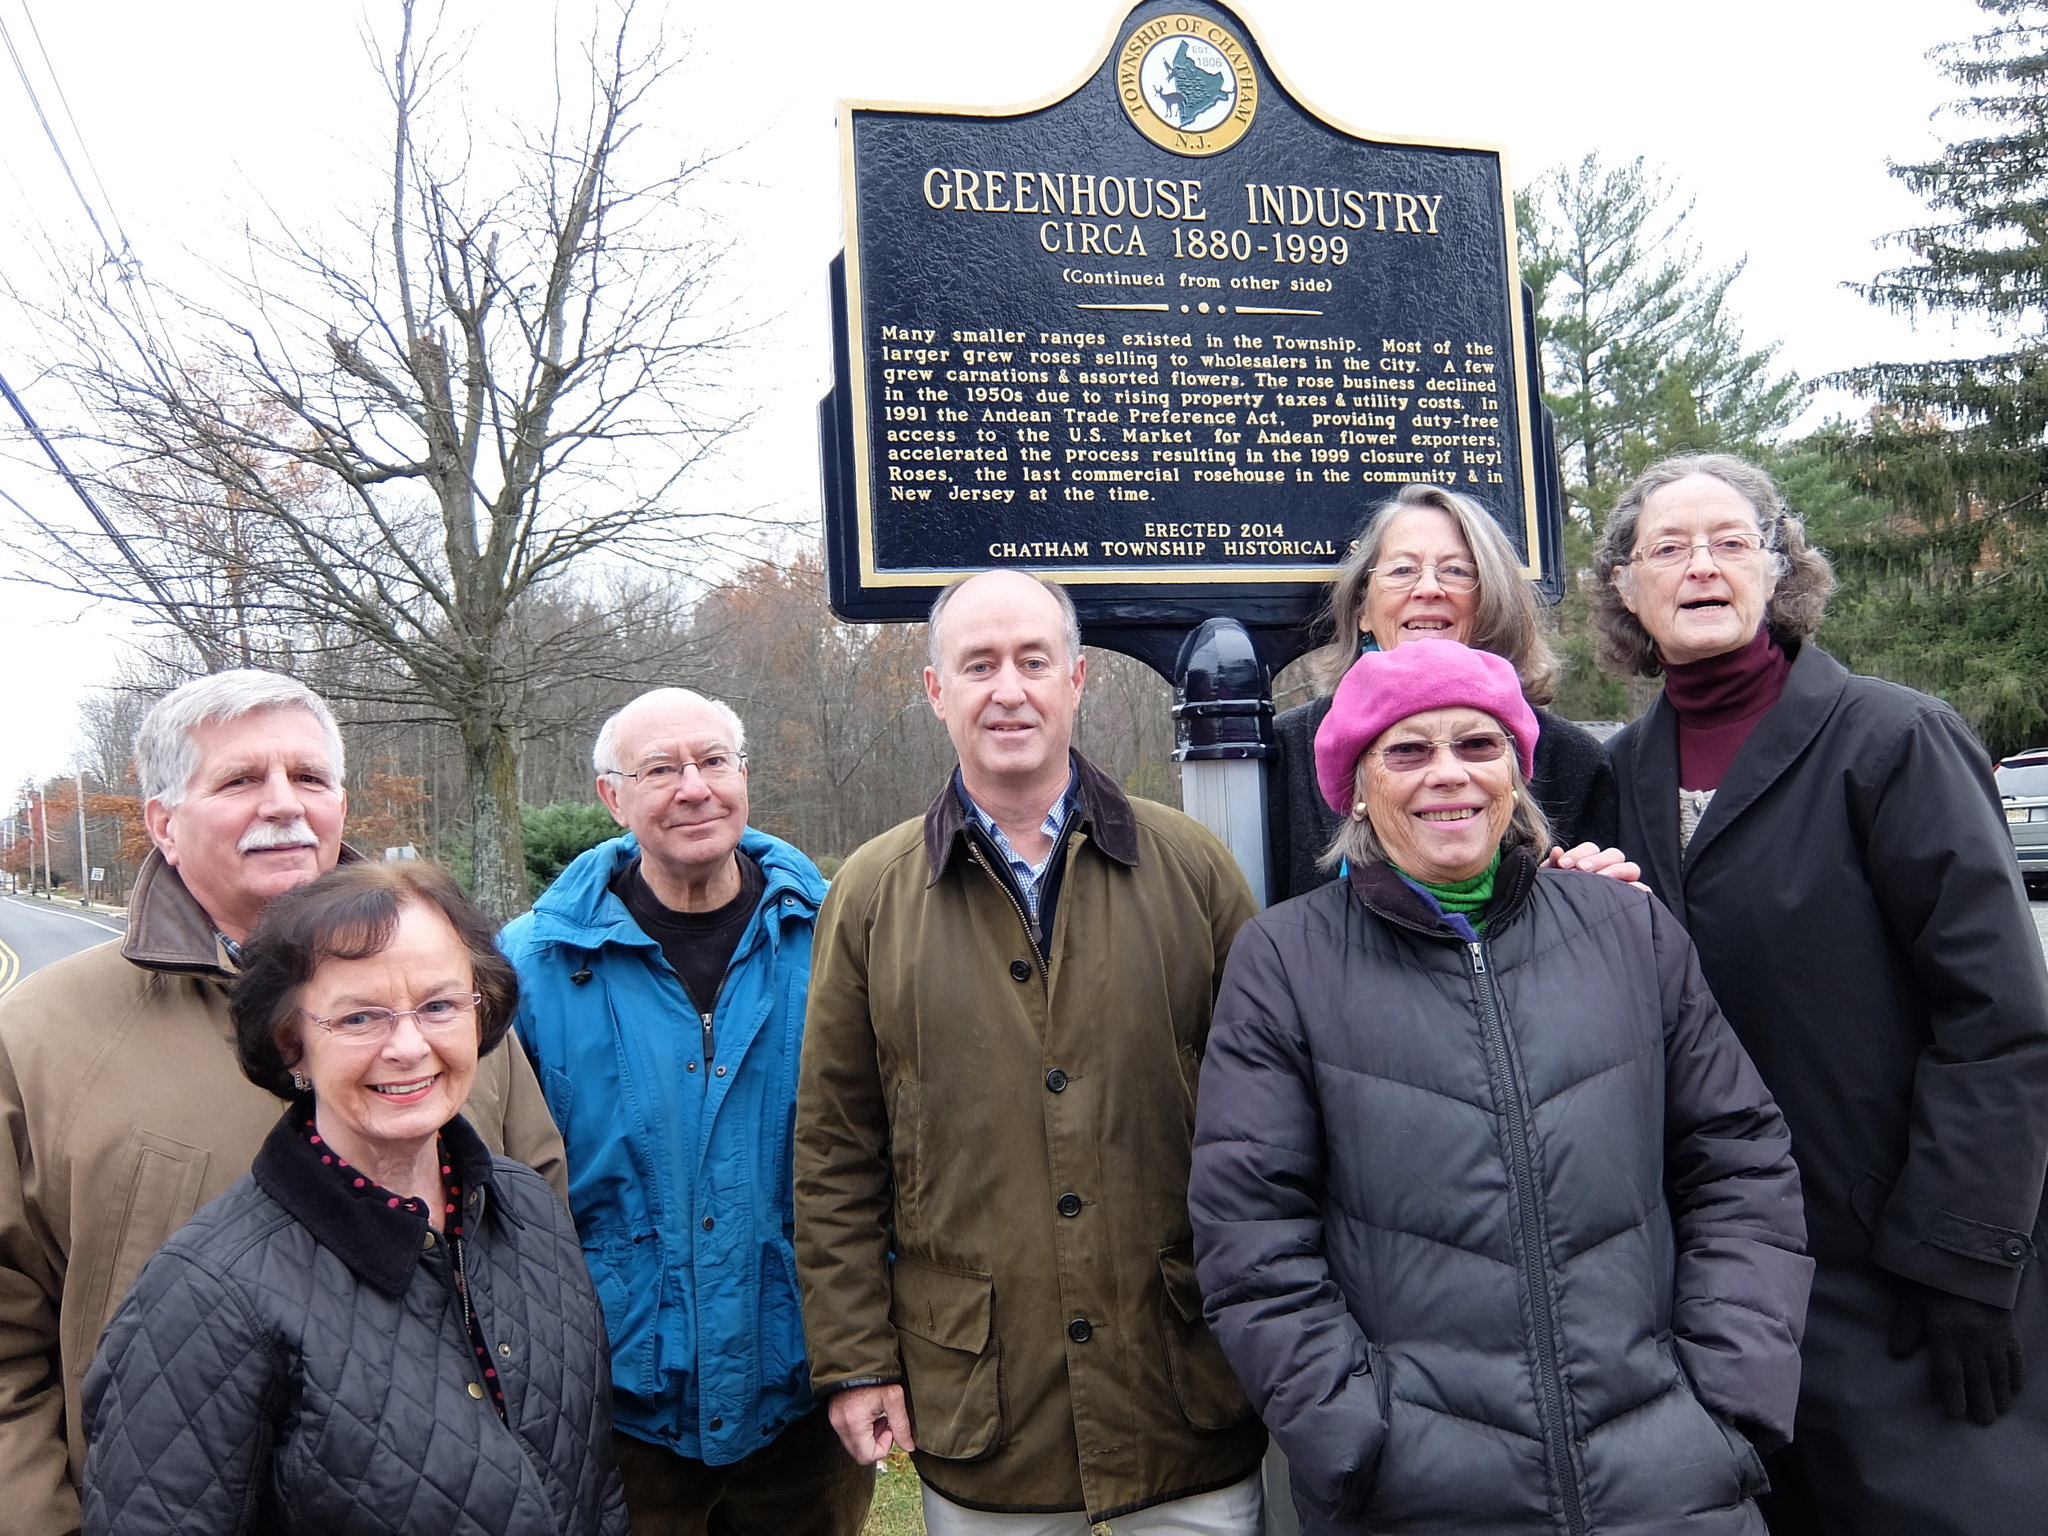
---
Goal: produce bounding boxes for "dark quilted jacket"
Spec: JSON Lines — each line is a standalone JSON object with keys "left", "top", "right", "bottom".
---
{"left": 1190, "top": 849, "right": 1812, "bottom": 1535}
{"left": 80, "top": 1109, "right": 627, "bottom": 1536}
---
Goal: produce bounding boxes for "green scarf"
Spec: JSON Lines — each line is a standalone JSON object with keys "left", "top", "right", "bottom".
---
{"left": 1394, "top": 849, "right": 1502, "bottom": 929}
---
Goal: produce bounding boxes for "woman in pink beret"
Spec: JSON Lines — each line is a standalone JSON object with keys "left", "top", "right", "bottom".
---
{"left": 1190, "top": 639, "right": 1810, "bottom": 1536}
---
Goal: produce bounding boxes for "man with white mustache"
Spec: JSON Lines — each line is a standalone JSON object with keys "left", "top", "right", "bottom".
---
{"left": 0, "top": 669, "right": 566, "bottom": 1536}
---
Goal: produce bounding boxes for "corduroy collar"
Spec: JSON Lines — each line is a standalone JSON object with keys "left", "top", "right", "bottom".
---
{"left": 923, "top": 751, "right": 1139, "bottom": 887}
{"left": 122, "top": 844, "right": 365, "bottom": 978}
{"left": 251, "top": 1103, "right": 504, "bottom": 1298}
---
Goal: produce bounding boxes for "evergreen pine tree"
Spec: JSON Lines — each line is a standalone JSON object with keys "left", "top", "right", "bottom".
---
{"left": 1517, "top": 155, "right": 1794, "bottom": 719}
{"left": 1518, "top": 154, "right": 1798, "bottom": 517}
{"left": 1822, "top": 0, "right": 2048, "bottom": 755}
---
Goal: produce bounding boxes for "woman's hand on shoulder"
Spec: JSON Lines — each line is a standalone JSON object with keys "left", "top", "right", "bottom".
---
{"left": 1545, "top": 842, "right": 1650, "bottom": 892}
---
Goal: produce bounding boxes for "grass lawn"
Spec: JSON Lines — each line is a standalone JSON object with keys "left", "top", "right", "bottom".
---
{"left": 861, "top": 1454, "right": 1112, "bottom": 1534}
{"left": 862, "top": 1452, "right": 926, "bottom": 1536}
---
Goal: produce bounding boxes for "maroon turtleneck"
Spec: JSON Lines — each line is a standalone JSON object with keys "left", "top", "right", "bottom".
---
{"left": 1661, "top": 627, "right": 1791, "bottom": 791}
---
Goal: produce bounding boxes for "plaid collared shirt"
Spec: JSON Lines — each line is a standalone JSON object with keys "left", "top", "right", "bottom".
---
{"left": 960, "top": 770, "right": 1079, "bottom": 923}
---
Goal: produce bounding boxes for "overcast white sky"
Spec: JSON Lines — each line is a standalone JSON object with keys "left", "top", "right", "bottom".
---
{"left": 0, "top": 0, "right": 2000, "bottom": 794}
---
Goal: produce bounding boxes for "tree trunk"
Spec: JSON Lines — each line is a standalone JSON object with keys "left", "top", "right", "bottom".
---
{"left": 464, "top": 721, "right": 529, "bottom": 922}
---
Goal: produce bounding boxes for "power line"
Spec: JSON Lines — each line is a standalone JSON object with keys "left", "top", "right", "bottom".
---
{"left": 0, "top": 6, "right": 118, "bottom": 264}
{"left": 16, "top": 0, "right": 136, "bottom": 262}
{"left": 0, "top": 0, "right": 182, "bottom": 356}
{"left": 0, "top": 364, "right": 212, "bottom": 653}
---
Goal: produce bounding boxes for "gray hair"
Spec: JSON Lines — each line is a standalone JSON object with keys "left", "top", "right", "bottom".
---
{"left": 1318, "top": 741, "right": 1552, "bottom": 873}
{"left": 1592, "top": 453, "right": 1836, "bottom": 678}
{"left": 134, "top": 671, "right": 345, "bottom": 808}
{"left": 927, "top": 570, "right": 1084, "bottom": 672}
{"left": 592, "top": 688, "right": 748, "bottom": 777}
{"left": 1317, "top": 484, "right": 1561, "bottom": 706}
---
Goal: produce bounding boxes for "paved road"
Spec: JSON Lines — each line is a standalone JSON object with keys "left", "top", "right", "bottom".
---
{"left": 0, "top": 896, "right": 126, "bottom": 997}
{"left": 2033, "top": 899, "right": 2048, "bottom": 955}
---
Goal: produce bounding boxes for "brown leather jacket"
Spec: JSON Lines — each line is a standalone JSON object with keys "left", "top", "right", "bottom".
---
{"left": 0, "top": 852, "right": 568, "bottom": 1536}
{"left": 795, "top": 756, "right": 1267, "bottom": 1522}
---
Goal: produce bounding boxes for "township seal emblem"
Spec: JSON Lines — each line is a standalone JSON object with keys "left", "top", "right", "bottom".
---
{"left": 1117, "top": 14, "right": 1258, "bottom": 155}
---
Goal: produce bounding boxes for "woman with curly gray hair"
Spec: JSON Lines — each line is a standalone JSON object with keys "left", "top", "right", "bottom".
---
{"left": 1595, "top": 451, "right": 2048, "bottom": 1534}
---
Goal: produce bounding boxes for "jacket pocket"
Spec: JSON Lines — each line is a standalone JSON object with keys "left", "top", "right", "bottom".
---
{"left": 1714, "top": 1414, "right": 1771, "bottom": 1502}
{"left": 890, "top": 1080, "right": 921, "bottom": 1239}
{"left": 98, "top": 1131, "right": 209, "bottom": 1335}
{"left": 1848, "top": 1170, "right": 1891, "bottom": 1241}
{"left": 1157, "top": 1241, "right": 1255, "bottom": 1432}
{"left": 538, "top": 1063, "right": 575, "bottom": 1128}
{"left": 890, "top": 1254, "right": 1004, "bottom": 1460}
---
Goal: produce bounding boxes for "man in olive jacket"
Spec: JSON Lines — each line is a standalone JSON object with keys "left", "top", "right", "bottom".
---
{"left": 0, "top": 671, "right": 566, "bottom": 1536}
{"left": 795, "top": 571, "right": 1268, "bottom": 1534}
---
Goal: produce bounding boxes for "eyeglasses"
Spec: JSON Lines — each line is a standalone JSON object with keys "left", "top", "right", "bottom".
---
{"left": 607, "top": 751, "right": 747, "bottom": 790}
{"left": 1375, "top": 733, "right": 1511, "bottom": 772}
{"left": 1367, "top": 560, "right": 1480, "bottom": 593}
{"left": 1626, "top": 532, "right": 1769, "bottom": 571}
{"left": 303, "top": 992, "right": 482, "bottom": 1043}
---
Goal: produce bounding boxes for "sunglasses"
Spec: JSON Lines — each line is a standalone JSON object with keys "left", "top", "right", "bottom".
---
{"left": 1374, "top": 733, "right": 1511, "bottom": 772}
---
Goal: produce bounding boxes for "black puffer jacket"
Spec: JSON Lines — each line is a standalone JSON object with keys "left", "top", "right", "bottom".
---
{"left": 81, "top": 1111, "right": 626, "bottom": 1536}
{"left": 1190, "top": 848, "right": 1810, "bottom": 1534}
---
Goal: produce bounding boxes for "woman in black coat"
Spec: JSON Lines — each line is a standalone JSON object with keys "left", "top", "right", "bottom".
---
{"left": 82, "top": 861, "right": 627, "bottom": 1536}
{"left": 1193, "top": 639, "right": 1809, "bottom": 1535}
{"left": 1593, "top": 453, "right": 2048, "bottom": 1536}
{"left": 1269, "top": 482, "right": 1618, "bottom": 901}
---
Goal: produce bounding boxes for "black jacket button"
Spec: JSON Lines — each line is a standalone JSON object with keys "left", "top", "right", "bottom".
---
{"left": 1009, "top": 959, "right": 1033, "bottom": 982}
{"left": 2007, "top": 1237, "right": 2028, "bottom": 1260}
{"left": 1067, "top": 1318, "right": 1093, "bottom": 1343}
{"left": 1057, "top": 1193, "right": 1083, "bottom": 1218}
{"left": 1045, "top": 1068, "right": 1069, "bottom": 1092}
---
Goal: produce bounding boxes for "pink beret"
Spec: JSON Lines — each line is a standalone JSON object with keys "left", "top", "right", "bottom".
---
{"left": 1313, "top": 640, "right": 1540, "bottom": 815}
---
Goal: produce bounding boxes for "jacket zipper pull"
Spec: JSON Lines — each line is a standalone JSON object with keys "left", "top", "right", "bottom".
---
{"left": 1469, "top": 941, "right": 1486, "bottom": 974}
{"left": 700, "top": 1010, "right": 714, "bottom": 1067}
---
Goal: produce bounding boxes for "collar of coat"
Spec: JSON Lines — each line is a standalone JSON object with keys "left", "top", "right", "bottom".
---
{"left": 122, "top": 843, "right": 366, "bottom": 979}
{"left": 1345, "top": 840, "right": 1542, "bottom": 939}
{"left": 523, "top": 824, "right": 826, "bottom": 950}
{"left": 251, "top": 1103, "right": 507, "bottom": 1298}
{"left": 1614, "top": 639, "right": 1849, "bottom": 907}
{"left": 923, "top": 751, "right": 1140, "bottom": 887}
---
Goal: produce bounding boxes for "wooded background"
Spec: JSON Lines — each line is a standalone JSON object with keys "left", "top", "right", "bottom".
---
{"left": 9, "top": 0, "right": 2047, "bottom": 915}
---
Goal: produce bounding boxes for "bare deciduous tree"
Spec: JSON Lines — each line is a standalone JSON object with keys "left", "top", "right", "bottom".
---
{"left": 10, "top": 0, "right": 749, "bottom": 917}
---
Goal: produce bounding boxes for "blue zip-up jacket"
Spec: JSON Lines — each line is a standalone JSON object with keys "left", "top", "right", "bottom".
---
{"left": 501, "top": 828, "right": 825, "bottom": 1465}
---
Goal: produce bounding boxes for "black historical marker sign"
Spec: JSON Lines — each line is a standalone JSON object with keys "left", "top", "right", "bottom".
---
{"left": 822, "top": 0, "right": 1563, "bottom": 663}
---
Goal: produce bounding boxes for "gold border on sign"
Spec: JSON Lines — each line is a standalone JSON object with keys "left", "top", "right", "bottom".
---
{"left": 1116, "top": 13, "right": 1258, "bottom": 157}
{"left": 836, "top": 0, "right": 1548, "bottom": 589}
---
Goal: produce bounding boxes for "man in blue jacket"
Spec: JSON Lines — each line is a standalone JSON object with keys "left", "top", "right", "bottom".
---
{"left": 503, "top": 686, "right": 871, "bottom": 1536}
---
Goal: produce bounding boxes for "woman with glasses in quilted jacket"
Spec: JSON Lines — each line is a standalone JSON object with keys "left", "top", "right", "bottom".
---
{"left": 80, "top": 860, "right": 627, "bottom": 1536}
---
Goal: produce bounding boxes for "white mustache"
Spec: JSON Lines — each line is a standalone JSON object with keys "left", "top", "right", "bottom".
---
{"left": 240, "top": 818, "right": 318, "bottom": 852}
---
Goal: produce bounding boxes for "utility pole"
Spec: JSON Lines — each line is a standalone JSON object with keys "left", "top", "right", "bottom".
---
{"left": 75, "top": 769, "right": 89, "bottom": 903}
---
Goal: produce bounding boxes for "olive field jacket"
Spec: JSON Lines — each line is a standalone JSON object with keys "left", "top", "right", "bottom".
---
{"left": 794, "top": 755, "right": 1267, "bottom": 1521}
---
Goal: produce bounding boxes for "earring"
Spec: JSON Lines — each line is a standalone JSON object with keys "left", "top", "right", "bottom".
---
{"left": 1352, "top": 801, "right": 1369, "bottom": 820}
{"left": 290, "top": 1070, "right": 310, "bottom": 1093}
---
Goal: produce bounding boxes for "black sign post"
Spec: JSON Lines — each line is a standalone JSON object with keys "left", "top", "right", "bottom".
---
{"left": 820, "top": 0, "right": 1562, "bottom": 908}
{"left": 820, "top": 10, "right": 1560, "bottom": 1519}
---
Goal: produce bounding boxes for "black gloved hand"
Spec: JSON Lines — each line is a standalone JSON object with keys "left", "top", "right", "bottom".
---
{"left": 1887, "top": 1280, "right": 2025, "bottom": 1425}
